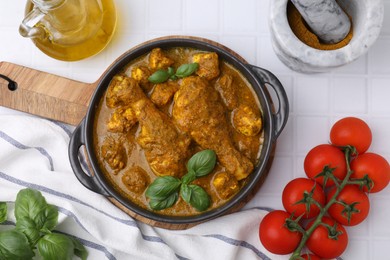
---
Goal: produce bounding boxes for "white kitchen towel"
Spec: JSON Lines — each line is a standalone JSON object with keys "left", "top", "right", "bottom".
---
{"left": 0, "top": 115, "right": 290, "bottom": 260}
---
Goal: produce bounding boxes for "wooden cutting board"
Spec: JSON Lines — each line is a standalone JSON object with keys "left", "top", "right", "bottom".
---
{"left": 0, "top": 61, "right": 97, "bottom": 126}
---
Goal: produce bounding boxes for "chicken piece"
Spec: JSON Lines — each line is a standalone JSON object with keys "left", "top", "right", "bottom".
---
{"left": 105, "top": 75, "right": 147, "bottom": 108}
{"left": 233, "top": 131, "right": 262, "bottom": 163}
{"left": 233, "top": 104, "right": 262, "bottom": 136}
{"left": 132, "top": 99, "right": 191, "bottom": 177}
{"left": 131, "top": 66, "right": 151, "bottom": 85}
{"left": 192, "top": 52, "right": 220, "bottom": 80}
{"left": 213, "top": 172, "right": 239, "bottom": 199}
{"left": 101, "top": 136, "right": 127, "bottom": 174}
{"left": 215, "top": 74, "right": 239, "bottom": 110}
{"left": 173, "top": 76, "right": 253, "bottom": 180}
{"left": 107, "top": 106, "right": 137, "bottom": 133}
{"left": 150, "top": 81, "right": 179, "bottom": 107}
{"left": 131, "top": 66, "right": 152, "bottom": 91}
{"left": 122, "top": 166, "right": 150, "bottom": 194}
{"left": 149, "top": 48, "right": 174, "bottom": 70}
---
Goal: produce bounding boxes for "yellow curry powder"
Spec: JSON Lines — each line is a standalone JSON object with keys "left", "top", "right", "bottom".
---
{"left": 287, "top": 1, "right": 353, "bottom": 50}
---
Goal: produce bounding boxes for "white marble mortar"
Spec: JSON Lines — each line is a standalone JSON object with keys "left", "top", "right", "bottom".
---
{"left": 269, "top": 0, "right": 384, "bottom": 73}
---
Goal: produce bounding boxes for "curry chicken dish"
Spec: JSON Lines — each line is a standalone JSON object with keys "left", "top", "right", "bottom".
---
{"left": 93, "top": 47, "right": 264, "bottom": 216}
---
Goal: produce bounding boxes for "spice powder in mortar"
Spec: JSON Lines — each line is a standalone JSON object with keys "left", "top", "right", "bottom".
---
{"left": 287, "top": 1, "right": 353, "bottom": 50}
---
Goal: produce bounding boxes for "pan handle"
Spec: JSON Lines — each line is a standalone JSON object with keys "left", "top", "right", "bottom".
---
{"left": 249, "top": 65, "right": 289, "bottom": 141}
{"left": 69, "top": 120, "right": 109, "bottom": 196}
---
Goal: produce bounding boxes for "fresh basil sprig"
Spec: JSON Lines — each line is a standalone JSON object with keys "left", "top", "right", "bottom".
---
{"left": 0, "top": 188, "right": 88, "bottom": 260}
{"left": 148, "top": 63, "right": 199, "bottom": 84}
{"left": 145, "top": 149, "right": 216, "bottom": 211}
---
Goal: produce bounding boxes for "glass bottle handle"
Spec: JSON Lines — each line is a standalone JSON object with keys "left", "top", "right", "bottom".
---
{"left": 19, "top": 8, "right": 47, "bottom": 39}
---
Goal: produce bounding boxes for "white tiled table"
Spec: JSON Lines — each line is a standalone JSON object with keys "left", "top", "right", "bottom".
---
{"left": 1, "top": 0, "right": 389, "bottom": 259}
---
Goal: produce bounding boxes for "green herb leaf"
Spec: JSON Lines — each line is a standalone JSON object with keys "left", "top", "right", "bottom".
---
{"left": 38, "top": 233, "right": 75, "bottom": 260}
{"left": 145, "top": 176, "right": 181, "bottom": 200}
{"left": 34, "top": 204, "right": 58, "bottom": 233}
{"left": 181, "top": 170, "right": 196, "bottom": 185}
{"left": 0, "top": 202, "right": 7, "bottom": 224}
{"left": 187, "top": 149, "right": 217, "bottom": 177}
{"left": 70, "top": 237, "right": 88, "bottom": 260}
{"left": 149, "top": 192, "right": 179, "bottom": 211}
{"left": 167, "top": 67, "right": 175, "bottom": 77}
{"left": 148, "top": 69, "right": 171, "bottom": 84}
{"left": 15, "top": 188, "right": 47, "bottom": 221}
{"left": 144, "top": 150, "right": 216, "bottom": 211}
{"left": 0, "top": 229, "right": 35, "bottom": 260}
{"left": 170, "top": 75, "right": 178, "bottom": 80}
{"left": 15, "top": 216, "right": 41, "bottom": 246}
{"left": 185, "top": 185, "right": 210, "bottom": 211}
{"left": 180, "top": 184, "right": 192, "bottom": 204}
{"left": 175, "top": 63, "right": 199, "bottom": 78}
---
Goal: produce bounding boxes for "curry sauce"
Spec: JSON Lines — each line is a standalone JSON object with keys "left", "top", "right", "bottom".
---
{"left": 93, "top": 47, "right": 264, "bottom": 216}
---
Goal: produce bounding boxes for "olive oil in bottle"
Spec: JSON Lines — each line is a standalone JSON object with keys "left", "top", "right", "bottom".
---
{"left": 20, "top": 0, "right": 117, "bottom": 61}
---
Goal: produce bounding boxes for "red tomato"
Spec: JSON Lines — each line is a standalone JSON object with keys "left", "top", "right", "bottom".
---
{"left": 304, "top": 144, "right": 347, "bottom": 187}
{"left": 327, "top": 185, "right": 370, "bottom": 226}
{"left": 300, "top": 253, "right": 321, "bottom": 260}
{"left": 259, "top": 210, "right": 302, "bottom": 255}
{"left": 330, "top": 117, "right": 372, "bottom": 154}
{"left": 350, "top": 153, "right": 390, "bottom": 193}
{"left": 306, "top": 216, "right": 348, "bottom": 259}
{"left": 282, "top": 178, "right": 326, "bottom": 219}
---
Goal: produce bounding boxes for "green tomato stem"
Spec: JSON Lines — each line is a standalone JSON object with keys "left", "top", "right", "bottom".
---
{"left": 290, "top": 148, "right": 353, "bottom": 259}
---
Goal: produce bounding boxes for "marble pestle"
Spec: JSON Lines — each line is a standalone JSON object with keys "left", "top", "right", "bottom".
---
{"left": 290, "top": 0, "right": 351, "bottom": 44}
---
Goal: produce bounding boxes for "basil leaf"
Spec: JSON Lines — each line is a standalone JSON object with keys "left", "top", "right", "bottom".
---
{"left": 148, "top": 69, "right": 171, "bottom": 84}
{"left": 187, "top": 149, "right": 217, "bottom": 177}
{"left": 167, "top": 67, "right": 175, "bottom": 77}
{"left": 145, "top": 176, "right": 181, "bottom": 200}
{"left": 175, "top": 63, "right": 199, "bottom": 78}
{"left": 149, "top": 192, "right": 178, "bottom": 211}
{"left": 170, "top": 75, "right": 178, "bottom": 80}
{"left": 181, "top": 170, "right": 196, "bottom": 185}
{"left": 38, "top": 233, "right": 74, "bottom": 260}
{"left": 187, "top": 185, "right": 210, "bottom": 212}
{"left": 70, "top": 237, "right": 88, "bottom": 260}
{"left": 15, "top": 216, "right": 41, "bottom": 246}
{"left": 0, "top": 202, "right": 6, "bottom": 224}
{"left": 15, "top": 188, "right": 47, "bottom": 221}
{"left": 34, "top": 204, "right": 58, "bottom": 233}
{"left": 0, "top": 229, "right": 34, "bottom": 260}
{"left": 180, "top": 184, "right": 192, "bottom": 204}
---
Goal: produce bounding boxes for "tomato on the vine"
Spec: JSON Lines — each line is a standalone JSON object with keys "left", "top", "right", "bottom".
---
{"left": 259, "top": 210, "right": 302, "bottom": 255}
{"left": 330, "top": 117, "right": 372, "bottom": 154}
{"left": 306, "top": 216, "right": 348, "bottom": 259}
{"left": 300, "top": 253, "right": 321, "bottom": 260}
{"left": 304, "top": 144, "right": 347, "bottom": 187}
{"left": 350, "top": 152, "right": 390, "bottom": 193}
{"left": 327, "top": 185, "right": 370, "bottom": 226}
{"left": 282, "top": 178, "right": 325, "bottom": 219}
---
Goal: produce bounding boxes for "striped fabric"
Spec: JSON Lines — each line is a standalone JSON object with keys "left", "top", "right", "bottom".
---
{"left": 0, "top": 115, "right": 280, "bottom": 260}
